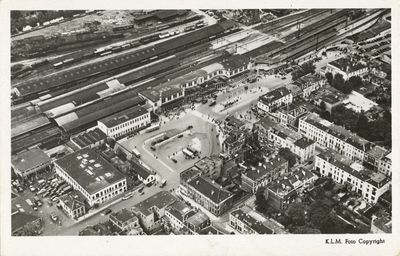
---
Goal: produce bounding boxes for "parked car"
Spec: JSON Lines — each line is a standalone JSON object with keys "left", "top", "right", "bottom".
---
{"left": 101, "top": 208, "right": 112, "bottom": 216}
{"left": 122, "top": 192, "right": 134, "bottom": 200}
{"left": 29, "top": 185, "right": 36, "bottom": 192}
{"left": 172, "top": 158, "right": 178, "bottom": 163}
{"left": 187, "top": 125, "right": 193, "bottom": 129}
{"left": 150, "top": 146, "right": 156, "bottom": 151}
{"left": 50, "top": 212, "right": 58, "bottom": 221}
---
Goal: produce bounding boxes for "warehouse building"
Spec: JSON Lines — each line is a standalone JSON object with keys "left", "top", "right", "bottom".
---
{"left": 54, "top": 148, "right": 127, "bottom": 206}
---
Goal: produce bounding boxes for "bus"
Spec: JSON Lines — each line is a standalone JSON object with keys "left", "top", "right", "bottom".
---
{"left": 146, "top": 125, "right": 160, "bottom": 133}
{"left": 182, "top": 148, "right": 195, "bottom": 159}
{"left": 132, "top": 148, "right": 141, "bottom": 158}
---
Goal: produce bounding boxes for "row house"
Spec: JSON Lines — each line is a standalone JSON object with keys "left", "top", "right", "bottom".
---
{"left": 299, "top": 113, "right": 372, "bottom": 163}
{"left": 229, "top": 209, "right": 273, "bottom": 234}
{"left": 266, "top": 169, "right": 318, "bottom": 210}
{"left": 241, "top": 156, "right": 289, "bottom": 193}
{"left": 378, "top": 152, "right": 392, "bottom": 177}
{"left": 315, "top": 149, "right": 391, "bottom": 204}
{"left": 255, "top": 117, "right": 316, "bottom": 163}
{"left": 257, "top": 87, "right": 293, "bottom": 113}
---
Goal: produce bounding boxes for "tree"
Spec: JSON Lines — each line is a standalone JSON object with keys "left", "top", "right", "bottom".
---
{"left": 354, "top": 115, "right": 369, "bottom": 136}
{"left": 278, "top": 148, "right": 296, "bottom": 168}
{"left": 332, "top": 73, "right": 344, "bottom": 90}
{"left": 301, "top": 61, "right": 316, "bottom": 75}
{"left": 20, "top": 222, "right": 38, "bottom": 236}
{"left": 325, "top": 72, "right": 333, "bottom": 85}
{"left": 308, "top": 201, "right": 328, "bottom": 229}
{"left": 348, "top": 76, "right": 363, "bottom": 88}
{"left": 292, "top": 225, "right": 321, "bottom": 234}
{"left": 255, "top": 187, "right": 269, "bottom": 215}
{"left": 286, "top": 202, "right": 306, "bottom": 226}
{"left": 319, "top": 110, "right": 330, "bottom": 120}
{"left": 342, "top": 80, "right": 354, "bottom": 94}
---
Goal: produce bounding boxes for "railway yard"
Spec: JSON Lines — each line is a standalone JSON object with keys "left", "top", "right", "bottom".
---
{"left": 9, "top": 8, "right": 392, "bottom": 239}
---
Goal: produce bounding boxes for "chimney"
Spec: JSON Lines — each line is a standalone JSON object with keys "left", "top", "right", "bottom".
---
{"left": 196, "top": 180, "right": 199, "bottom": 185}
{"left": 346, "top": 66, "right": 349, "bottom": 72}
{"left": 259, "top": 162, "right": 262, "bottom": 167}
{"left": 257, "top": 169, "right": 260, "bottom": 173}
{"left": 211, "top": 190, "right": 215, "bottom": 195}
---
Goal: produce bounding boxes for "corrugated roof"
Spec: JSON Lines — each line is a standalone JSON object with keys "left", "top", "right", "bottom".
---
{"left": 11, "top": 116, "right": 50, "bottom": 138}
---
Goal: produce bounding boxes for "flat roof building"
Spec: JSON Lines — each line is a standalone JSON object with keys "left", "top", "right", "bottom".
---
{"left": 54, "top": 148, "right": 127, "bottom": 206}
{"left": 97, "top": 105, "right": 150, "bottom": 138}
{"left": 11, "top": 147, "right": 52, "bottom": 180}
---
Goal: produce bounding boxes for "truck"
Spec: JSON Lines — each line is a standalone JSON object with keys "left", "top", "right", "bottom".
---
{"left": 34, "top": 196, "right": 42, "bottom": 207}
{"left": 182, "top": 148, "right": 195, "bottom": 159}
{"left": 26, "top": 199, "right": 38, "bottom": 211}
{"left": 132, "top": 148, "right": 141, "bottom": 158}
{"left": 159, "top": 179, "right": 167, "bottom": 188}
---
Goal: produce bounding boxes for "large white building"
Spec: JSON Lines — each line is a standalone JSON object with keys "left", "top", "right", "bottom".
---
{"left": 299, "top": 113, "right": 372, "bottom": 163}
{"left": 315, "top": 149, "right": 391, "bottom": 204}
{"left": 97, "top": 105, "right": 150, "bottom": 138}
{"left": 325, "top": 57, "right": 368, "bottom": 80}
{"left": 54, "top": 148, "right": 127, "bottom": 206}
{"left": 258, "top": 87, "right": 292, "bottom": 113}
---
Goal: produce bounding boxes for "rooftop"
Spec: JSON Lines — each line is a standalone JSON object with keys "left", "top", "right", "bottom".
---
{"left": 259, "top": 87, "right": 291, "bottom": 105}
{"left": 316, "top": 149, "right": 390, "bottom": 187}
{"left": 11, "top": 147, "right": 51, "bottom": 173}
{"left": 12, "top": 212, "right": 41, "bottom": 232}
{"left": 186, "top": 211, "right": 210, "bottom": 227}
{"left": 300, "top": 73, "right": 324, "bottom": 84}
{"left": 132, "top": 191, "right": 176, "bottom": 216}
{"left": 224, "top": 115, "right": 246, "bottom": 129}
{"left": 180, "top": 166, "right": 202, "bottom": 183}
{"left": 328, "top": 57, "right": 367, "bottom": 73}
{"left": 230, "top": 209, "right": 273, "bottom": 234}
{"left": 366, "top": 145, "right": 388, "bottom": 159}
{"left": 54, "top": 148, "right": 126, "bottom": 195}
{"left": 59, "top": 191, "right": 86, "bottom": 211}
{"left": 373, "top": 216, "right": 392, "bottom": 233}
{"left": 322, "top": 94, "right": 341, "bottom": 105}
{"left": 71, "top": 128, "right": 107, "bottom": 149}
{"left": 294, "top": 137, "right": 315, "bottom": 149}
{"left": 110, "top": 208, "right": 138, "bottom": 223}
{"left": 99, "top": 105, "right": 148, "bottom": 128}
{"left": 188, "top": 176, "right": 233, "bottom": 204}
{"left": 243, "top": 156, "right": 288, "bottom": 182}
{"left": 131, "top": 161, "right": 152, "bottom": 179}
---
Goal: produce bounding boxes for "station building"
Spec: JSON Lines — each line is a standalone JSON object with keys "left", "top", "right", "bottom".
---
{"left": 54, "top": 148, "right": 127, "bottom": 206}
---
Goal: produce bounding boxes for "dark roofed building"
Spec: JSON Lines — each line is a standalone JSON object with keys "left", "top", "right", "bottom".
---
{"left": 12, "top": 212, "right": 42, "bottom": 236}
{"left": 131, "top": 161, "right": 155, "bottom": 185}
{"left": 326, "top": 57, "right": 368, "bottom": 80}
{"left": 185, "top": 211, "right": 211, "bottom": 234}
{"left": 229, "top": 209, "right": 273, "bottom": 234}
{"left": 258, "top": 87, "right": 293, "bottom": 113}
{"left": 58, "top": 191, "right": 86, "bottom": 219}
{"left": 11, "top": 147, "right": 52, "bottom": 180}
{"left": 109, "top": 208, "right": 141, "bottom": 233}
{"left": 241, "top": 156, "right": 289, "bottom": 193}
{"left": 71, "top": 128, "right": 107, "bottom": 149}
{"left": 131, "top": 191, "right": 177, "bottom": 233}
{"left": 186, "top": 176, "right": 234, "bottom": 216}
{"left": 54, "top": 148, "right": 127, "bottom": 206}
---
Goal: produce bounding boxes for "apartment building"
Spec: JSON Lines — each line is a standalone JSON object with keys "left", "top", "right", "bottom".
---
{"left": 315, "top": 149, "right": 391, "bottom": 204}
{"left": 299, "top": 113, "right": 372, "bottom": 163}
{"left": 258, "top": 87, "right": 293, "bottom": 113}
